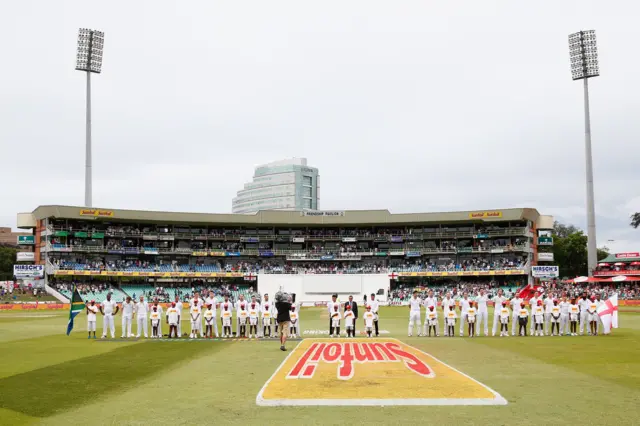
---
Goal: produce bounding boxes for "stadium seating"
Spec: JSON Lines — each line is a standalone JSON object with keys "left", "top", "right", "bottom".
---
{"left": 82, "top": 289, "right": 125, "bottom": 303}
{"left": 117, "top": 284, "right": 254, "bottom": 304}
{"left": 177, "top": 264, "right": 222, "bottom": 272}
{"left": 52, "top": 259, "right": 527, "bottom": 275}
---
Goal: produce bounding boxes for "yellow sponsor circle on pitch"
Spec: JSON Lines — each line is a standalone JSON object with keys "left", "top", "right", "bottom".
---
{"left": 256, "top": 338, "right": 507, "bottom": 406}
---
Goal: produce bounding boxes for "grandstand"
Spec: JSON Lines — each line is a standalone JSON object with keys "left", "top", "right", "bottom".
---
{"left": 17, "top": 205, "right": 554, "bottom": 302}
{"left": 54, "top": 283, "right": 126, "bottom": 303}
{"left": 117, "top": 283, "right": 253, "bottom": 303}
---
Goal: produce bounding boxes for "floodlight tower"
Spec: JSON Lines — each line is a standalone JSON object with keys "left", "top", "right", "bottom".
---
{"left": 75, "top": 28, "right": 104, "bottom": 208}
{"left": 568, "top": 30, "right": 599, "bottom": 276}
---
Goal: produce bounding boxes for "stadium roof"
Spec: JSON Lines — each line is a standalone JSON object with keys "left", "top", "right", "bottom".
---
{"left": 599, "top": 253, "right": 640, "bottom": 263}
{"left": 18, "top": 205, "right": 552, "bottom": 229}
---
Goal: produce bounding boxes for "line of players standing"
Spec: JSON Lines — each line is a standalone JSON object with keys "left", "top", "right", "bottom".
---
{"left": 325, "top": 293, "right": 380, "bottom": 338}
{"left": 85, "top": 291, "right": 301, "bottom": 339}
{"left": 406, "top": 288, "right": 607, "bottom": 337}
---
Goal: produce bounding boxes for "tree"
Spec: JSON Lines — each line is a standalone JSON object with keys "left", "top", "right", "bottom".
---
{"left": 553, "top": 221, "right": 580, "bottom": 239}
{"left": 631, "top": 213, "right": 640, "bottom": 229}
{"left": 553, "top": 228, "right": 587, "bottom": 278}
{"left": 551, "top": 221, "right": 609, "bottom": 278}
{"left": 0, "top": 246, "right": 17, "bottom": 281}
{"left": 597, "top": 246, "right": 610, "bottom": 261}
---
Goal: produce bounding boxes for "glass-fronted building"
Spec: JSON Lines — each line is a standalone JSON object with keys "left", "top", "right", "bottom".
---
{"left": 232, "top": 158, "right": 320, "bottom": 214}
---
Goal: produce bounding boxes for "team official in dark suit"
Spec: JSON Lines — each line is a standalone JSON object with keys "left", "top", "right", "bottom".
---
{"left": 344, "top": 295, "right": 359, "bottom": 336}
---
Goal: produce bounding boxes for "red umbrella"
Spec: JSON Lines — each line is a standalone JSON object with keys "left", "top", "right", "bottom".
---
{"left": 571, "top": 276, "right": 605, "bottom": 283}
{"left": 631, "top": 262, "right": 640, "bottom": 266}
{"left": 614, "top": 262, "right": 625, "bottom": 266}
{"left": 607, "top": 275, "right": 640, "bottom": 282}
{"left": 598, "top": 263, "right": 610, "bottom": 267}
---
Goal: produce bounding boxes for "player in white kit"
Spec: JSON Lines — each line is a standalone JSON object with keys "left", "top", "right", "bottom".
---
{"left": 189, "top": 298, "right": 203, "bottom": 339}
{"left": 86, "top": 300, "right": 98, "bottom": 339}
{"left": 518, "top": 303, "right": 529, "bottom": 336}
{"left": 366, "top": 294, "right": 380, "bottom": 337}
{"left": 100, "top": 293, "right": 118, "bottom": 339}
{"left": 441, "top": 293, "right": 455, "bottom": 336}
{"left": 166, "top": 302, "right": 180, "bottom": 338}
{"left": 261, "top": 294, "right": 273, "bottom": 338}
{"left": 475, "top": 290, "right": 489, "bottom": 336}
{"left": 150, "top": 306, "right": 161, "bottom": 338}
{"left": 466, "top": 301, "right": 477, "bottom": 337}
{"left": 422, "top": 290, "right": 438, "bottom": 336}
{"left": 533, "top": 300, "right": 544, "bottom": 336}
{"left": 236, "top": 296, "right": 248, "bottom": 338}
{"left": 121, "top": 296, "right": 134, "bottom": 338}
{"left": 425, "top": 305, "right": 439, "bottom": 337}
{"left": 529, "top": 291, "right": 541, "bottom": 335}
{"left": 544, "top": 293, "right": 556, "bottom": 335}
{"left": 344, "top": 304, "right": 355, "bottom": 337}
{"left": 204, "top": 304, "right": 216, "bottom": 338}
{"left": 594, "top": 294, "right": 604, "bottom": 334}
{"left": 151, "top": 299, "right": 163, "bottom": 338}
{"left": 190, "top": 293, "right": 204, "bottom": 338}
{"left": 445, "top": 308, "right": 457, "bottom": 337}
{"left": 559, "top": 296, "right": 570, "bottom": 336}
{"left": 569, "top": 298, "right": 579, "bottom": 336}
{"left": 577, "top": 292, "right": 589, "bottom": 335}
{"left": 458, "top": 292, "right": 471, "bottom": 337}
{"left": 248, "top": 300, "right": 260, "bottom": 339}
{"left": 330, "top": 304, "right": 341, "bottom": 337}
{"left": 290, "top": 302, "right": 301, "bottom": 338}
{"left": 550, "top": 299, "right": 561, "bottom": 336}
{"left": 327, "top": 294, "right": 338, "bottom": 336}
{"left": 134, "top": 295, "right": 149, "bottom": 338}
{"left": 363, "top": 306, "right": 375, "bottom": 337}
{"left": 408, "top": 291, "right": 422, "bottom": 337}
{"left": 498, "top": 301, "right": 510, "bottom": 337}
{"left": 587, "top": 296, "right": 599, "bottom": 336}
{"left": 510, "top": 295, "right": 523, "bottom": 336}
{"left": 173, "top": 296, "right": 184, "bottom": 337}
{"left": 219, "top": 294, "right": 231, "bottom": 334}
{"left": 220, "top": 301, "right": 233, "bottom": 338}
{"left": 205, "top": 291, "right": 219, "bottom": 338}
{"left": 491, "top": 289, "right": 507, "bottom": 336}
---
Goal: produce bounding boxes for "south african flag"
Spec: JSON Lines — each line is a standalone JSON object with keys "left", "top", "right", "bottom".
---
{"left": 66, "top": 286, "right": 85, "bottom": 335}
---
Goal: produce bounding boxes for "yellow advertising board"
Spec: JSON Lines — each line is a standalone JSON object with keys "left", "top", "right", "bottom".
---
{"left": 53, "top": 270, "right": 243, "bottom": 278}
{"left": 468, "top": 211, "right": 502, "bottom": 219}
{"left": 79, "top": 209, "right": 114, "bottom": 217}
{"left": 399, "top": 269, "right": 525, "bottom": 277}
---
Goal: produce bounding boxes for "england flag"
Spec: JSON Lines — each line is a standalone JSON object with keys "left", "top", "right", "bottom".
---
{"left": 596, "top": 293, "right": 619, "bottom": 335}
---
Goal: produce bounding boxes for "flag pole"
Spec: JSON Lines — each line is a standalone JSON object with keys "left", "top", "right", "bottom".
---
{"left": 66, "top": 285, "right": 76, "bottom": 335}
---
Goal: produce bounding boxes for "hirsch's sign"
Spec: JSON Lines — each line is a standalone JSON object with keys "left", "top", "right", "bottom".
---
{"left": 256, "top": 338, "right": 507, "bottom": 406}
{"left": 532, "top": 265, "right": 559, "bottom": 278}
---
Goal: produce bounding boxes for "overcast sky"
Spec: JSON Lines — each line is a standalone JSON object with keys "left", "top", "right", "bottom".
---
{"left": 1, "top": 1, "right": 638, "bottom": 252}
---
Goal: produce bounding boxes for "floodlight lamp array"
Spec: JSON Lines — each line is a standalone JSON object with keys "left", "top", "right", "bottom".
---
{"left": 569, "top": 30, "right": 599, "bottom": 80}
{"left": 75, "top": 28, "right": 104, "bottom": 73}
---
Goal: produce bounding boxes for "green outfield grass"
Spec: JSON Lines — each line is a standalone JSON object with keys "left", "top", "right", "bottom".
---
{"left": 0, "top": 306, "right": 639, "bottom": 426}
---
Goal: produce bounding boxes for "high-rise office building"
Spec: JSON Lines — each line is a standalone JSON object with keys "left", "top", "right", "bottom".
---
{"left": 232, "top": 158, "right": 320, "bottom": 214}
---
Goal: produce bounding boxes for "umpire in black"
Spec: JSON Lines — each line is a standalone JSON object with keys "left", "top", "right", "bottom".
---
{"left": 344, "top": 295, "right": 358, "bottom": 336}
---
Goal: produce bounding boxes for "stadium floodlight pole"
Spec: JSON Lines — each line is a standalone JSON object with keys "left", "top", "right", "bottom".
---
{"left": 75, "top": 28, "right": 104, "bottom": 208}
{"left": 569, "top": 30, "right": 599, "bottom": 277}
